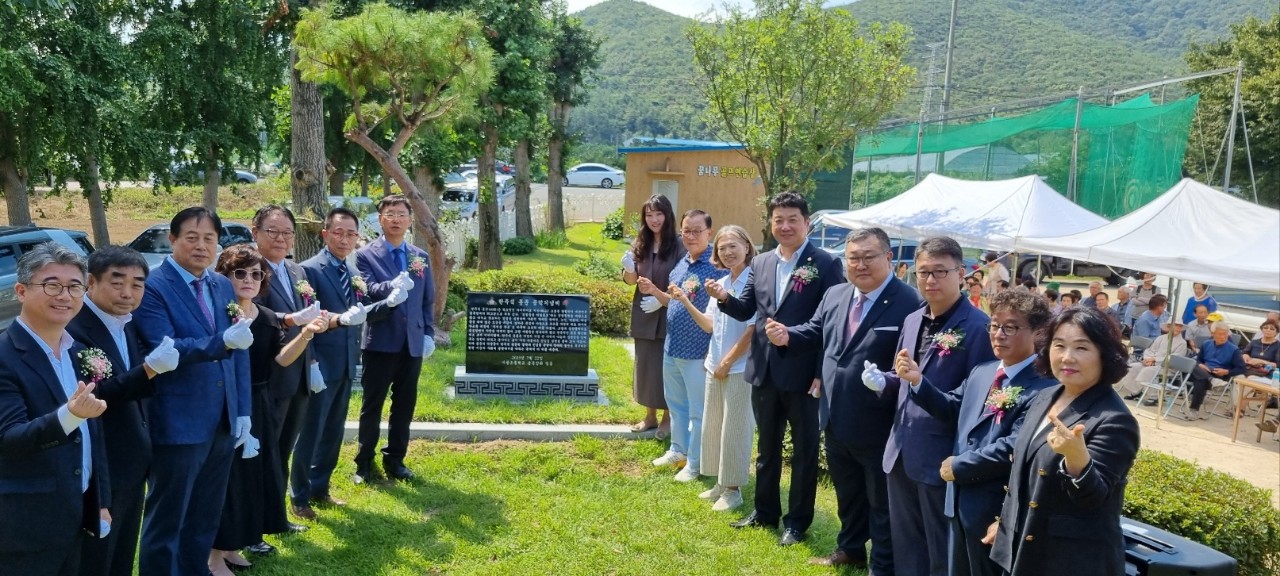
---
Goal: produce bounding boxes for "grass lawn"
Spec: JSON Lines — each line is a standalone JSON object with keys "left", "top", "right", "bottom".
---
{"left": 252, "top": 438, "right": 861, "bottom": 576}
{"left": 353, "top": 223, "right": 644, "bottom": 424}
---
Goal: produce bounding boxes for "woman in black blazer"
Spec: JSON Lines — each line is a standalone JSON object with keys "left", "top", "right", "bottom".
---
{"left": 985, "top": 306, "right": 1140, "bottom": 575}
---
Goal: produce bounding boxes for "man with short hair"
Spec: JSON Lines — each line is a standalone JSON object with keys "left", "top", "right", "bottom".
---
{"left": 0, "top": 243, "right": 110, "bottom": 576}
{"left": 133, "top": 207, "right": 254, "bottom": 576}
{"left": 1113, "top": 287, "right": 1134, "bottom": 334}
{"left": 1094, "top": 292, "right": 1121, "bottom": 328}
{"left": 1184, "top": 304, "right": 1213, "bottom": 353}
{"left": 770, "top": 227, "right": 921, "bottom": 572}
{"left": 70, "top": 246, "right": 180, "bottom": 576}
{"left": 1185, "top": 322, "right": 1245, "bottom": 420}
{"left": 980, "top": 252, "right": 1008, "bottom": 301}
{"left": 909, "top": 289, "right": 1056, "bottom": 576}
{"left": 1117, "top": 319, "right": 1189, "bottom": 400}
{"left": 1082, "top": 281, "right": 1103, "bottom": 308}
{"left": 707, "top": 191, "right": 844, "bottom": 547}
{"left": 354, "top": 195, "right": 436, "bottom": 483}
{"left": 865, "top": 236, "right": 996, "bottom": 576}
{"left": 1133, "top": 294, "right": 1169, "bottom": 340}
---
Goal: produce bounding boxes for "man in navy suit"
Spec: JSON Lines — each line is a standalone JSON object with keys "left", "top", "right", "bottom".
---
{"left": 354, "top": 195, "right": 436, "bottom": 483}
{"left": 69, "top": 246, "right": 181, "bottom": 576}
{"left": 249, "top": 205, "right": 323, "bottom": 536}
{"left": 909, "top": 289, "right": 1057, "bottom": 576}
{"left": 133, "top": 207, "right": 254, "bottom": 576}
{"left": 865, "top": 236, "right": 996, "bottom": 576}
{"left": 0, "top": 242, "right": 110, "bottom": 576}
{"left": 768, "top": 227, "right": 921, "bottom": 573}
{"left": 706, "top": 192, "right": 843, "bottom": 547}
{"left": 292, "top": 207, "right": 396, "bottom": 518}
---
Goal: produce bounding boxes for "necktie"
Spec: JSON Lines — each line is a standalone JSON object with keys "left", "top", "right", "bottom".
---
{"left": 989, "top": 367, "right": 1008, "bottom": 396}
{"left": 191, "top": 277, "right": 215, "bottom": 329}
{"left": 338, "top": 261, "right": 353, "bottom": 303}
{"left": 392, "top": 247, "right": 406, "bottom": 272}
{"left": 845, "top": 294, "right": 867, "bottom": 345}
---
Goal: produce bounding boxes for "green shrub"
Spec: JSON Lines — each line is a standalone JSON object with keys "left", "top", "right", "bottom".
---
{"left": 465, "top": 269, "right": 631, "bottom": 336}
{"left": 502, "top": 236, "right": 537, "bottom": 255}
{"left": 535, "top": 229, "right": 569, "bottom": 249}
{"left": 574, "top": 251, "right": 620, "bottom": 280}
{"left": 602, "top": 206, "right": 626, "bottom": 240}
{"left": 464, "top": 237, "right": 479, "bottom": 269}
{"left": 1123, "top": 450, "right": 1280, "bottom": 576}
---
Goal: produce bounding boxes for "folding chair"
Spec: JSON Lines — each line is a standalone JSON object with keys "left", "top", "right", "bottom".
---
{"left": 1135, "top": 355, "right": 1196, "bottom": 418}
{"left": 1129, "top": 335, "right": 1155, "bottom": 362}
{"left": 1207, "top": 375, "right": 1238, "bottom": 417}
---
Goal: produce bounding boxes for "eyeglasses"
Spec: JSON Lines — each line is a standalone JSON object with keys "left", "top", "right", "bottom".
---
{"left": 260, "top": 228, "right": 295, "bottom": 240}
{"left": 915, "top": 267, "right": 962, "bottom": 280}
{"left": 988, "top": 323, "right": 1022, "bottom": 336}
{"left": 28, "top": 282, "right": 86, "bottom": 298}
{"left": 381, "top": 212, "right": 412, "bottom": 220}
{"left": 326, "top": 230, "right": 361, "bottom": 240}
{"left": 230, "top": 269, "right": 265, "bottom": 281}
{"left": 681, "top": 228, "right": 707, "bottom": 237}
{"left": 846, "top": 251, "right": 888, "bottom": 267}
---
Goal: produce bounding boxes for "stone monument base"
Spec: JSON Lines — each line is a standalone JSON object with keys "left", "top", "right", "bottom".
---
{"left": 452, "top": 366, "right": 601, "bottom": 403}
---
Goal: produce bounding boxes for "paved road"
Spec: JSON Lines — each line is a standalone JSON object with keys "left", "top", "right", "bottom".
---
{"left": 528, "top": 183, "right": 624, "bottom": 223}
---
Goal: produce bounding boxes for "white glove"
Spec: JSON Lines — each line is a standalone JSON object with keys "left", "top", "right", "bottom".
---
{"left": 233, "top": 416, "right": 252, "bottom": 448}
{"left": 339, "top": 304, "right": 368, "bottom": 326}
{"left": 241, "top": 434, "right": 260, "bottom": 459}
{"left": 223, "top": 320, "right": 254, "bottom": 350}
{"left": 144, "top": 336, "right": 179, "bottom": 374}
{"left": 621, "top": 251, "right": 636, "bottom": 273}
{"left": 862, "top": 360, "right": 886, "bottom": 393}
{"left": 290, "top": 302, "right": 322, "bottom": 325}
{"left": 308, "top": 362, "right": 327, "bottom": 393}
{"left": 391, "top": 270, "right": 415, "bottom": 291}
{"left": 423, "top": 335, "right": 436, "bottom": 359}
{"left": 386, "top": 286, "right": 408, "bottom": 307}
{"left": 639, "top": 296, "right": 661, "bottom": 313}
{"left": 99, "top": 518, "right": 111, "bottom": 539}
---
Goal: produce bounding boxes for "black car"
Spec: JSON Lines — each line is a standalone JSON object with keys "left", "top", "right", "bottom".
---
{"left": 0, "top": 226, "right": 95, "bottom": 331}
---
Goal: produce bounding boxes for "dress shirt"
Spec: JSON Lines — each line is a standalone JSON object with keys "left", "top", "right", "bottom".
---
{"left": 854, "top": 273, "right": 894, "bottom": 324}
{"left": 166, "top": 255, "right": 214, "bottom": 315}
{"left": 14, "top": 318, "right": 91, "bottom": 492}
{"left": 774, "top": 239, "right": 812, "bottom": 300}
{"left": 83, "top": 297, "right": 132, "bottom": 370}
{"left": 268, "top": 258, "right": 295, "bottom": 300}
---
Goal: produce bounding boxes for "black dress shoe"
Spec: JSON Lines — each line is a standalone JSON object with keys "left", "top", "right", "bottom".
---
{"left": 386, "top": 464, "right": 416, "bottom": 480}
{"left": 779, "top": 528, "right": 806, "bottom": 546}
{"left": 729, "top": 510, "right": 777, "bottom": 530}
{"left": 245, "top": 541, "right": 276, "bottom": 555}
{"left": 285, "top": 521, "right": 309, "bottom": 533}
{"left": 808, "top": 549, "right": 867, "bottom": 567}
{"left": 353, "top": 464, "right": 377, "bottom": 485}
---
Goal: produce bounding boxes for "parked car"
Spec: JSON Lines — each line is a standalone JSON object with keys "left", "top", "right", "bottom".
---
{"left": 168, "top": 163, "right": 258, "bottom": 185}
{"left": 126, "top": 222, "right": 255, "bottom": 270}
{"left": 458, "top": 170, "right": 516, "bottom": 197}
{"left": 0, "top": 226, "right": 95, "bottom": 331}
{"left": 441, "top": 171, "right": 515, "bottom": 220}
{"left": 564, "top": 163, "right": 625, "bottom": 189}
{"left": 1011, "top": 254, "right": 1132, "bottom": 286}
{"left": 457, "top": 159, "right": 514, "bottom": 175}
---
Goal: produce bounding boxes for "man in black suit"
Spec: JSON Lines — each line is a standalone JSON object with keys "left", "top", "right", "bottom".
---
{"left": 768, "top": 228, "right": 921, "bottom": 573}
{"left": 0, "top": 242, "right": 109, "bottom": 576}
{"left": 69, "top": 246, "right": 180, "bottom": 576}
{"left": 706, "top": 192, "right": 843, "bottom": 547}
{"left": 250, "top": 205, "right": 323, "bottom": 539}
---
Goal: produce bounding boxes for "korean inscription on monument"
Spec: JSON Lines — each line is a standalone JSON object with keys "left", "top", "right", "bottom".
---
{"left": 466, "top": 292, "right": 590, "bottom": 376}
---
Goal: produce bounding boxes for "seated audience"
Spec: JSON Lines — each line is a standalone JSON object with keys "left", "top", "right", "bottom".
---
{"left": 1082, "top": 281, "right": 1103, "bottom": 308}
{"left": 1116, "top": 319, "right": 1188, "bottom": 399}
{"left": 1059, "top": 292, "right": 1078, "bottom": 308}
{"left": 966, "top": 276, "right": 987, "bottom": 311}
{"left": 1043, "top": 288, "right": 1060, "bottom": 315}
{"left": 1132, "top": 294, "right": 1168, "bottom": 340}
{"left": 1112, "top": 287, "right": 1134, "bottom": 334}
{"left": 1184, "top": 322, "right": 1246, "bottom": 420}
{"left": 1094, "top": 292, "right": 1121, "bottom": 328}
{"left": 1181, "top": 283, "right": 1218, "bottom": 325}
{"left": 1184, "top": 304, "right": 1213, "bottom": 353}
{"left": 1241, "top": 319, "right": 1279, "bottom": 377}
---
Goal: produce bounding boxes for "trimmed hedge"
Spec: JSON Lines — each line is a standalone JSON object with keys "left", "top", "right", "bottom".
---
{"left": 1124, "top": 450, "right": 1280, "bottom": 576}
{"left": 452, "top": 269, "right": 631, "bottom": 336}
{"left": 501, "top": 236, "right": 536, "bottom": 255}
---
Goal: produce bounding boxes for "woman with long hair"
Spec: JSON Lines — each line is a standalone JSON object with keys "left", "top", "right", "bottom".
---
{"left": 622, "top": 194, "right": 684, "bottom": 438}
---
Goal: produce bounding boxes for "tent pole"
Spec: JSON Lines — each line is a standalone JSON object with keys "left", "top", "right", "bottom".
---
{"left": 1223, "top": 61, "right": 1242, "bottom": 193}
{"left": 984, "top": 107, "right": 995, "bottom": 179}
{"left": 1067, "top": 86, "right": 1085, "bottom": 202}
{"left": 915, "top": 116, "right": 925, "bottom": 184}
{"left": 1238, "top": 100, "right": 1259, "bottom": 203}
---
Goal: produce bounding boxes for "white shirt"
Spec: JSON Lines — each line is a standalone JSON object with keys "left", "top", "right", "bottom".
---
{"left": 83, "top": 298, "right": 131, "bottom": 370}
{"left": 853, "top": 273, "right": 894, "bottom": 324}
{"left": 14, "top": 318, "right": 92, "bottom": 493}
{"left": 705, "top": 268, "right": 757, "bottom": 374}
{"left": 774, "top": 239, "right": 811, "bottom": 301}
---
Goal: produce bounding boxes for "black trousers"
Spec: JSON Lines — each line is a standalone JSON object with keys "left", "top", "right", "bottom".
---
{"left": 79, "top": 476, "right": 145, "bottom": 576}
{"left": 826, "top": 436, "right": 894, "bottom": 575}
{"left": 751, "top": 381, "right": 820, "bottom": 532}
{"left": 2, "top": 533, "right": 82, "bottom": 576}
{"left": 356, "top": 347, "right": 423, "bottom": 467}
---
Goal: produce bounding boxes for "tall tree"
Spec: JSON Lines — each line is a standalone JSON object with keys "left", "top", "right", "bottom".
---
{"left": 686, "top": 0, "right": 913, "bottom": 240}
{"left": 293, "top": 2, "right": 495, "bottom": 320}
{"left": 0, "top": 3, "right": 54, "bottom": 225}
{"left": 1185, "top": 12, "right": 1279, "bottom": 207}
{"left": 545, "top": 4, "right": 600, "bottom": 234}
{"left": 470, "top": 0, "right": 551, "bottom": 271}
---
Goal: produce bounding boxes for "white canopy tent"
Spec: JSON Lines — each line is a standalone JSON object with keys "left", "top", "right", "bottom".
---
{"left": 1019, "top": 178, "right": 1280, "bottom": 293}
{"left": 824, "top": 173, "right": 1109, "bottom": 252}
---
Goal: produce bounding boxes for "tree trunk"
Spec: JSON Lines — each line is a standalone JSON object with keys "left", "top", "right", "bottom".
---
{"left": 290, "top": 49, "right": 327, "bottom": 261}
{"left": 360, "top": 168, "right": 369, "bottom": 197}
{"left": 346, "top": 130, "right": 450, "bottom": 324}
{"left": 514, "top": 138, "right": 533, "bottom": 238}
{"left": 82, "top": 153, "right": 110, "bottom": 247}
{"left": 477, "top": 122, "right": 502, "bottom": 271}
{"left": 328, "top": 169, "right": 344, "bottom": 198}
{"left": 0, "top": 156, "right": 32, "bottom": 226}
{"left": 201, "top": 148, "right": 219, "bottom": 212}
{"left": 546, "top": 101, "right": 569, "bottom": 232}
{"left": 412, "top": 165, "right": 443, "bottom": 216}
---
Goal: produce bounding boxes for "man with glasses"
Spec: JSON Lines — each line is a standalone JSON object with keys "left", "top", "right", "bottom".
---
{"left": 863, "top": 236, "right": 996, "bottom": 576}
{"left": 0, "top": 242, "right": 110, "bottom": 575}
{"left": 353, "top": 195, "right": 435, "bottom": 483}
{"left": 249, "top": 205, "right": 323, "bottom": 541}
{"left": 907, "top": 289, "right": 1056, "bottom": 576}
{"left": 133, "top": 207, "right": 254, "bottom": 575}
{"left": 767, "top": 228, "right": 921, "bottom": 572}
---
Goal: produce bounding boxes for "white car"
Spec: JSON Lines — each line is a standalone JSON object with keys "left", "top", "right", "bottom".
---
{"left": 564, "top": 163, "right": 625, "bottom": 189}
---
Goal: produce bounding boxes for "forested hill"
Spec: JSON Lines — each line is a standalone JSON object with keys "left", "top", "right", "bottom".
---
{"left": 570, "top": 0, "right": 1276, "bottom": 145}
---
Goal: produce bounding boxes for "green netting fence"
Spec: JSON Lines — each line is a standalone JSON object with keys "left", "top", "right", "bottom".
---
{"left": 852, "top": 94, "right": 1198, "bottom": 217}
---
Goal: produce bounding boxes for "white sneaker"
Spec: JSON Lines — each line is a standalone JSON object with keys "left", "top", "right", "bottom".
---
{"left": 712, "top": 489, "right": 744, "bottom": 511}
{"left": 698, "top": 484, "right": 725, "bottom": 501}
{"left": 1185, "top": 410, "right": 1200, "bottom": 421}
{"left": 674, "top": 466, "right": 699, "bottom": 482}
{"left": 652, "top": 450, "right": 687, "bottom": 468}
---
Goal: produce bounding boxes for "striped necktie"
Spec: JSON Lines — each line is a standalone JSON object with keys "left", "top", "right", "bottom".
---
{"left": 337, "top": 261, "right": 352, "bottom": 304}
